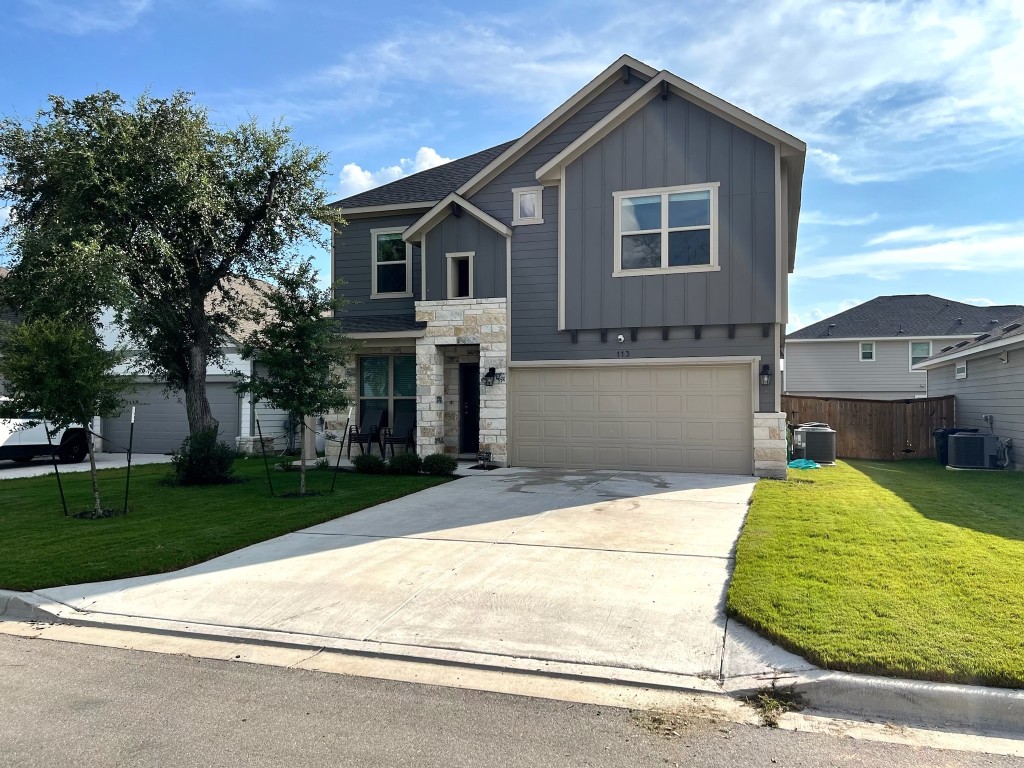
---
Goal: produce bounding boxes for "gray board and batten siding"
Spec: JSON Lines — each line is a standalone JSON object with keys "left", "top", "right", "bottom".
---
{"left": 333, "top": 212, "right": 422, "bottom": 322}
{"left": 927, "top": 350, "right": 1024, "bottom": 469}
{"left": 562, "top": 93, "right": 777, "bottom": 329}
{"left": 462, "top": 77, "right": 778, "bottom": 411}
{"left": 423, "top": 213, "right": 507, "bottom": 300}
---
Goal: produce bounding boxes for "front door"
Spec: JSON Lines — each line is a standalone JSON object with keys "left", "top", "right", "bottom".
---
{"left": 459, "top": 363, "right": 480, "bottom": 454}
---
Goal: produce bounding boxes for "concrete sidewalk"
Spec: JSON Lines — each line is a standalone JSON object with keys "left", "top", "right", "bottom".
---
{"left": 0, "top": 453, "right": 172, "bottom": 480}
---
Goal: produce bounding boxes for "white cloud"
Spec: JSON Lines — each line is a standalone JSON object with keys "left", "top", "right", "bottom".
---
{"left": 801, "top": 210, "right": 879, "bottom": 227}
{"left": 337, "top": 146, "right": 453, "bottom": 197}
{"left": 21, "top": 0, "right": 152, "bottom": 34}
{"left": 867, "top": 222, "right": 1019, "bottom": 246}
{"left": 297, "top": 0, "right": 1024, "bottom": 184}
{"left": 961, "top": 297, "right": 995, "bottom": 306}
{"left": 799, "top": 219, "right": 1024, "bottom": 279}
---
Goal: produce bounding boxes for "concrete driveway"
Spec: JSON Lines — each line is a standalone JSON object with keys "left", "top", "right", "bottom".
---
{"left": 0, "top": 453, "right": 172, "bottom": 480}
{"left": 35, "top": 468, "right": 810, "bottom": 688}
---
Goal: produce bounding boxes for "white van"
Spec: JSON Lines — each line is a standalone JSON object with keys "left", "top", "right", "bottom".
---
{"left": 0, "top": 398, "right": 89, "bottom": 463}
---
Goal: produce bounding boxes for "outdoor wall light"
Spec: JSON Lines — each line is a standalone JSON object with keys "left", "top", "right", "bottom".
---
{"left": 759, "top": 364, "right": 773, "bottom": 387}
{"left": 481, "top": 367, "right": 506, "bottom": 387}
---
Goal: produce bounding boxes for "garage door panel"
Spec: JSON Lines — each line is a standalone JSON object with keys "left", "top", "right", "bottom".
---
{"left": 511, "top": 363, "right": 752, "bottom": 474}
{"left": 104, "top": 383, "right": 239, "bottom": 454}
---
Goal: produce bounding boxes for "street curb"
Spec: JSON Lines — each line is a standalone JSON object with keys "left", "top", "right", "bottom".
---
{"left": 7, "top": 589, "right": 1024, "bottom": 734}
{"left": 0, "top": 589, "right": 64, "bottom": 622}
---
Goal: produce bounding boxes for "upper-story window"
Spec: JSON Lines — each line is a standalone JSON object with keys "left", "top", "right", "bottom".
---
{"left": 512, "top": 187, "right": 544, "bottom": 225}
{"left": 860, "top": 341, "right": 876, "bottom": 361}
{"left": 613, "top": 182, "right": 719, "bottom": 277}
{"left": 370, "top": 227, "right": 413, "bottom": 299}
{"left": 910, "top": 341, "right": 932, "bottom": 368}
{"left": 955, "top": 361, "right": 968, "bottom": 379}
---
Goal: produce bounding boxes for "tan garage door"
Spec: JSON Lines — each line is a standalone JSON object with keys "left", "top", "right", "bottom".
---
{"left": 510, "top": 364, "right": 753, "bottom": 474}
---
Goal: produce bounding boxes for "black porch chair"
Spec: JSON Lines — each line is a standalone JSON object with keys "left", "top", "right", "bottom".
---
{"left": 347, "top": 407, "right": 386, "bottom": 458}
{"left": 382, "top": 410, "right": 416, "bottom": 458}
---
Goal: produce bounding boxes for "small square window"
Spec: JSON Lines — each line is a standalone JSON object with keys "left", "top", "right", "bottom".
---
{"left": 446, "top": 252, "right": 473, "bottom": 299}
{"left": 512, "top": 187, "right": 544, "bottom": 225}
{"left": 860, "top": 342, "right": 875, "bottom": 361}
{"left": 955, "top": 361, "right": 968, "bottom": 379}
{"left": 910, "top": 341, "right": 931, "bottom": 368}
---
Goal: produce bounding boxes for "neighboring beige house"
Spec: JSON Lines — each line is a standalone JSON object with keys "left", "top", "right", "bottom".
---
{"left": 785, "top": 295, "right": 1024, "bottom": 400}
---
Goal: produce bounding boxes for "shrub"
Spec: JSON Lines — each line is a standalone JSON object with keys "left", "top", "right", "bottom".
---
{"left": 170, "top": 428, "right": 236, "bottom": 485}
{"left": 352, "top": 453, "right": 386, "bottom": 474}
{"left": 388, "top": 452, "right": 422, "bottom": 475}
{"left": 422, "top": 453, "right": 458, "bottom": 477}
{"left": 314, "top": 457, "right": 332, "bottom": 471}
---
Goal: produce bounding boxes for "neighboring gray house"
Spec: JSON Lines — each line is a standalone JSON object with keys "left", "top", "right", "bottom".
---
{"left": 914, "top": 317, "right": 1024, "bottom": 469}
{"left": 785, "top": 295, "right": 1024, "bottom": 400}
{"left": 328, "top": 55, "right": 807, "bottom": 478}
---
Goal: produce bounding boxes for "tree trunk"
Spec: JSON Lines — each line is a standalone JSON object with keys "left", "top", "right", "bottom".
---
{"left": 87, "top": 431, "right": 102, "bottom": 516}
{"left": 299, "top": 421, "right": 307, "bottom": 496}
{"left": 184, "top": 343, "right": 219, "bottom": 435}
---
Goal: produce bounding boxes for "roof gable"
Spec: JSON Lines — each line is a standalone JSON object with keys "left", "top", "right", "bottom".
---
{"left": 404, "top": 193, "right": 511, "bottom": 243}
{"left": 788, "top": 295, "right": 1024, "bottom": 340}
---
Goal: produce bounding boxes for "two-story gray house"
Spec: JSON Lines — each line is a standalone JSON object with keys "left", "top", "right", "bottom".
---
{"left": 329, "top": 55, "right": 806, "bottom": 478}
{"left": 785, "top": 295, "right": 1024, "bottom": 400}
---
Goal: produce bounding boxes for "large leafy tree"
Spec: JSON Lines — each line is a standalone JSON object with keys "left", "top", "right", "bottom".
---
{"left": 235, "top": 260, "right": 351, "bottom": 495}
{"left": 0, "top": 91, "right": 344, "bottom": 434}
{"left": 0, "top": 318, "right": 132, "bottom": 516}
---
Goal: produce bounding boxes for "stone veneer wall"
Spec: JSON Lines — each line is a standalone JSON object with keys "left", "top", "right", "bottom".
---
{"left": 753, "top": 412, "right": 788, "bottom": 479}
{"left": 415, "top": 298, "right": 508, "bottom": 463}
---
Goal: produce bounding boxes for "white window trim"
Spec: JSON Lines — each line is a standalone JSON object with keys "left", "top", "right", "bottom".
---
{"left": 446, "top": 251, "right": 474, "bottom": 299}
{"left": 859, "top": 341, "right": 876, "bottom": 362}
{"left": 370, "top": 227, "right": 414, "bottom": 299}
{"left": 512, "top": 186, "right": 544, "bottom": 226}
{"left": 909, "top": 340, "right": 932, "bottom": 371}
{"left": 612, "top": 182, "right": 720, "bottom": 277}
{"left": 955, "top": 361, "right": 968, "bottom": 379}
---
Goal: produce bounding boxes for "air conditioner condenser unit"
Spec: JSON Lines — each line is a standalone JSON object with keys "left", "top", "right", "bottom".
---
{"left": 947, "top": 433, "right": 1000, "bottom": 469}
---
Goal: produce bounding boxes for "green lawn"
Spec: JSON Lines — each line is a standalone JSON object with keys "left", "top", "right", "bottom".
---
{"left": 0, "top": 459, "right": 448, "bottom": 591}
{"left": 727, "top": 459, "right": 1024, "bottom": 688}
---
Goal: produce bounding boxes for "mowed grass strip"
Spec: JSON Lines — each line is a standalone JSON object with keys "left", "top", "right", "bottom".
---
{"left": 0, "top": 459, "right": 448, "bottom": 591}
{"left": 727, "top": 460, "right": 1024, "bottom": 688}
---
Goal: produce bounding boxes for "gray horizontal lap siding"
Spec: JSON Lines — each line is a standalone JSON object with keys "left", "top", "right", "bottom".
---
{"left": 926, "top": 344, "right": 1024, "bottom": 468}
{"left": 785, "top": 339, "right": 959, "bottom": 399}
{"left": 334, "top": 213, "right": 422, "bottom": 323}
{"left": 424, "top": 214, "right": 507, "bottom": 300}
{"left": 564, "top": 93, "right": 777, "bottom": 329}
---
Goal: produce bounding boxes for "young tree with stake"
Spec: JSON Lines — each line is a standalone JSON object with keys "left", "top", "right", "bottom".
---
{"left": 235, "top": 261, "right": 351, "bottom": 495}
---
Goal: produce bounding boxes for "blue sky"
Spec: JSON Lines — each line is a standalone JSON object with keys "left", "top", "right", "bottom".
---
{"left": 2, "top": 0, "right": 1022, "bottom": 330}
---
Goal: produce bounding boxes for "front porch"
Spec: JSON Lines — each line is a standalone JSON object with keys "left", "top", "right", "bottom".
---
{"left": 325, "top": 298, "right": 509, "bottom": 465}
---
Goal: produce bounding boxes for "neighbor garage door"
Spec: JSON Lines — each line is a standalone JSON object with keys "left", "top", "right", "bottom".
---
{"left": 510, "top": 364, "right": 753, "bottom": 474}
{"left": 103, "top": 383, "right": 241, "bottom": 454}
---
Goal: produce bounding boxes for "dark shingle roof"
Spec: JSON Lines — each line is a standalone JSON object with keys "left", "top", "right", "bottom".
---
{"left": 340, "top": 315, "right": 427, "bottom": 334}
{"left": 331, "top": 140, "right": 517, "bottom": 210}
{"left": 929, "top": 314, "right": 1024, "bottom": 360}
{"left": 788, "top": 295, "right": 1024, "bottom": 340}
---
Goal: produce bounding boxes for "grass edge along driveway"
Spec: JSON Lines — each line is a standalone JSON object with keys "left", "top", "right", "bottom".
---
{"left": 0, "top": 459, "right": 448, "bottom": 592}
{"left": 727, "top": 459, "right": 1024, "bottom": 689}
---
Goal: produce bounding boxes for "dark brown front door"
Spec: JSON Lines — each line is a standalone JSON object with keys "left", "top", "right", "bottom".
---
{"left": 459, "top": 363, "right": 480, "bottom": 454}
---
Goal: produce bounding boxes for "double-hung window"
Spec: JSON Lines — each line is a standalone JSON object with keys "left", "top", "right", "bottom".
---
{"left": 910, "top": 341, "right": 931, "bottom": 368}
{"left": 859, "top": 342, "right": 875, "bottom": 361}
{"left": 359, "top": 355, "right": 416, "bottom": 428}
{"left": 613, "top": 182, "right": 719, "bottom": 276}
{"left": 371, "top": 227, "right": 413, "bottom": 298}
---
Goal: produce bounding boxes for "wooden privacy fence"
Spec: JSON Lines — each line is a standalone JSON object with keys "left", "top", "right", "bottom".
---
{"left": 781, "top": 395, "right": 956, "bottom": 461}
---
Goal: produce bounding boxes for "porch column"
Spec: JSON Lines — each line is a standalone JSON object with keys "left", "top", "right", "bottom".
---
{"left": 416, "top": 338, "right": 444, "bottom": 456}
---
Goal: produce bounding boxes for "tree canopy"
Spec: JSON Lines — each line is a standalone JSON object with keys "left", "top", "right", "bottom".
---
{"left": 0, "top": 91, "right": 345, "bottom": 434}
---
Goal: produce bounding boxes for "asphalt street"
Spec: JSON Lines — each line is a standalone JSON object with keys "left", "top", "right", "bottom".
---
{"left": 0, "top": 634, "right": 1016, "bottom": 768}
